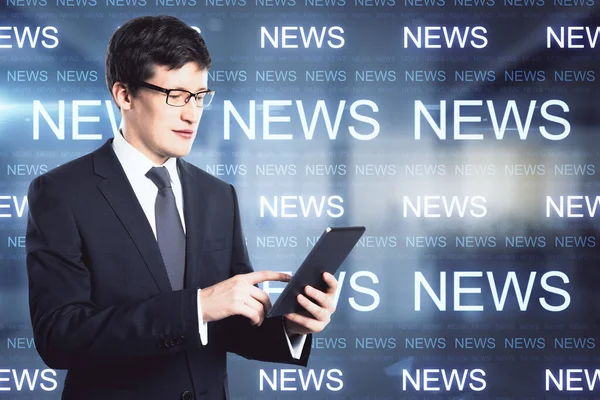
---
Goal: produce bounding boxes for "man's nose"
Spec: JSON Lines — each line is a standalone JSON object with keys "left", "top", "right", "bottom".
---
{"left": 181, "top": 97, "right": 200, "bottom": 123}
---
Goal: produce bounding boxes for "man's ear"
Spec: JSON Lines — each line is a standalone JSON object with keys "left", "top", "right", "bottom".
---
{"left": 112, "top": 82, "right": 132, "bottom": 111}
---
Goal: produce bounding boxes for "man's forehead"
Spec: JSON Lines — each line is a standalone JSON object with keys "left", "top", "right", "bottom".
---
{"left": 149, "top": 63, "right": 208, "bottom": 86}
{"left": 151, "top": 62, "right": 208, "bottom": 75}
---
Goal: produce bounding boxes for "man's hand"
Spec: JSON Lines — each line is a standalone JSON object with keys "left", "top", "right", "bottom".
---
{"left": 283, "top": 272, "right": 337, "bottom": 336}
{"left": 200, "top": 271, "right": 291, "bottom": 326}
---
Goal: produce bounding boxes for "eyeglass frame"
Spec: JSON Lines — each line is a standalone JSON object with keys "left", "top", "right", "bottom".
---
{"left": 138, "top": 81, "right": 215, "bottom": 108}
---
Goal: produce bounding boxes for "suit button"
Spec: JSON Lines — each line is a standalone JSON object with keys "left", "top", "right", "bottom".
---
{"left": 164, "top": 339, "right": 171, "bottom": 347}
{"left": 181, "top": 390, "right": 193, "bottom": 400}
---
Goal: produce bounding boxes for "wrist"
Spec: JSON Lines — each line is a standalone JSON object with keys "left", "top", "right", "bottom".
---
{"left": 283, "top": 318, "right": 300, "bottom": 337}
{"left": 198, "top": 288, "right": 212, "bottom": 323}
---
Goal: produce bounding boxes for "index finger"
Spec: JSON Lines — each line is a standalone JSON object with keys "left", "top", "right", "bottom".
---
{"left": 243, "top": 270, "right": 292, "bottom": 285}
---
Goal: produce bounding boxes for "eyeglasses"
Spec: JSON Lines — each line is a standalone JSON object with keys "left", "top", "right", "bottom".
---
{"left": 139, "top": 82, "right": 215, "bottom": 108}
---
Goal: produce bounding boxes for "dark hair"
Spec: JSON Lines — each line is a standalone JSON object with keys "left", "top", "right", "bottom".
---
{"left": 105, "top": 15, "right": 211, "bottom": 98}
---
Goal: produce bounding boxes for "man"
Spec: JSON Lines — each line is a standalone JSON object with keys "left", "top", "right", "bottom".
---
{"left": 26, "top": 15, "right": 337, "bottom": 399}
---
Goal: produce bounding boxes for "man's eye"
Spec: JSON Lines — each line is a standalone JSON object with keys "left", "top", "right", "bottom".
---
{"left": 169, "top": 93, "right": 182, "bottom": 99}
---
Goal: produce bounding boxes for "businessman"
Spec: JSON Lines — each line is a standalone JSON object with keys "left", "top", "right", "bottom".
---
{"left": 26, "top": 15, "right": 337, "bottom": 399}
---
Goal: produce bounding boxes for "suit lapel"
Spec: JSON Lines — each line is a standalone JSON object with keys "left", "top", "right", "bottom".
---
{"left": 93, "top": 140, "right": 173, "bottom": 293}
{"left": 177, "top": 158, "right": 209, "bottom": 290}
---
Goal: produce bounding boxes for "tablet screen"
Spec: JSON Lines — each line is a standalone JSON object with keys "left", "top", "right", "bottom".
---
{"left": 267, "top": 226, "right": 365, "bottom": 318}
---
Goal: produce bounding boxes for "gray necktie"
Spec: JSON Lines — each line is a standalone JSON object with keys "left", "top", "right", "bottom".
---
{"left": 145, "top": 166, "right": 186, "bottom": 291}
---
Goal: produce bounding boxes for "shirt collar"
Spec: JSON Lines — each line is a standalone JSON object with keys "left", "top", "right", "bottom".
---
{"left": 112, "top": 130, "right": 179, "bottom": 183}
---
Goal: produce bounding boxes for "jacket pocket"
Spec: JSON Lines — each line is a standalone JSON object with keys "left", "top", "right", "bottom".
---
{"left": 203, "top": 239, "right": 229, "bottom": 253}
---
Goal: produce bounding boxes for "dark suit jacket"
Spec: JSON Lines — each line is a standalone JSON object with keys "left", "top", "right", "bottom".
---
{"left": 25, "top": 139, "right": 311, "bottom": 400}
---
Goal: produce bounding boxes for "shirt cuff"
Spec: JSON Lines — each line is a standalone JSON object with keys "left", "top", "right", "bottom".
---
{"left": 197, "top": 288, "right": 208, "bottom": 345}
{"left": 283, "top": 320, "right": 307, "bottom": 360}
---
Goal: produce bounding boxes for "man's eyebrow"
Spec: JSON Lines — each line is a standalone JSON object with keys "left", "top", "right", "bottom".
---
{"left": 172, "top": 86, "right": 208, "bottom": 92}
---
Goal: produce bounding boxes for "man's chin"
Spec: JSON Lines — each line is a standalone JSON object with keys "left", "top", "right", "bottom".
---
{"left": 167, "top": 145, "right": 193, "bottom": 159}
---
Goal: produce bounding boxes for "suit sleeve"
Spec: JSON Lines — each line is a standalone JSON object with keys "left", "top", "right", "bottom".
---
{"left": 26, "top": 174, "right": 202, "bottom": 370}
{"left": 210, "top": 185, "right": 311, "bottom": 366}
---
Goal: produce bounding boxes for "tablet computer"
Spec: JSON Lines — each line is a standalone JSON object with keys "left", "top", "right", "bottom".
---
{"left": 267, "top": 226, "right": 366, "bottom": 318}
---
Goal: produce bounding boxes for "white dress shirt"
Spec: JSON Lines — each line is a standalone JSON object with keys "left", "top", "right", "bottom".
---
{"left": 112, "top": 131, "right": 306, "bottom": 359}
